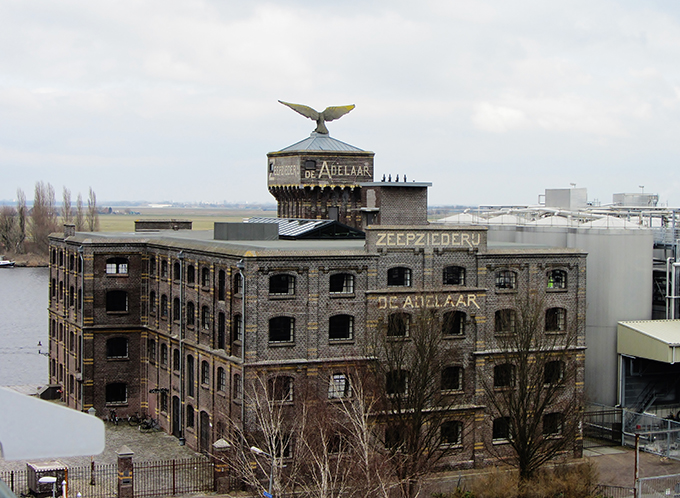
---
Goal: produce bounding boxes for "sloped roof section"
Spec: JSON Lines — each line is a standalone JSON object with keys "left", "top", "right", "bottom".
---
{"left": 618, "top": 320, "right": 680, "bottom": 364}
{"left": 278, "top": 132, "right": 365, "bottom": 152}
{"left": 246, "top": 217, "right": 365, "bottom": 240}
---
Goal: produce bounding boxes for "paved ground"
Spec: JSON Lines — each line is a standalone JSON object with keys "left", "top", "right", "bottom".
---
{"left": 586, "top": 443, "right": 680, "bottom": 488}
{"left": 0, "top": 422, "right": 202, "bottom": 473}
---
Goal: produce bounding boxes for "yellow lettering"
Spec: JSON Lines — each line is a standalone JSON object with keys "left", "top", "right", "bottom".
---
{"left": 364, "top": 165, "right": 370, "bottom": 176}
{"left": 403, "top": 296, "right": 413, "bottom": 308}
{"left": 331, "top": 165, "right": 337, "bottom": 176}
{"left": 319, "top": 162, "right": 331, "bottom": 179}
{"left": 376, "top": 233, "right": 387, "bottom": 246}
{"left": 397, "top": 233, "right": 404, "bottom": 245}
{"left": 350, "top": 166, "right": 356, "bottom": 176}
{"left": 472, "top": 233, "right": 481, "bottom": 246}
{"left": 406, "top": 233, "right": 416, "bottom": 245}
{"left": 378, "top": 296, "right": 387, "bottom": 309}
{"left": 426, "top": 296, "right": 434, "bottom": 308}
{"left": 444, "top": 295, "right": 455, "bottom": 307}
{"left": 461, "top": 233, "right": 471, "bottom": 247}
{"left": 435, "top": 295, "right": 441, "bottom": 307}
{"left": 387, "top": 233, "right": 395, "bottom": 245}
{"left": 451, "top": 233, "right": 459, "bottom": 245}
{"left": 468, "top": 294, "right": 480, "bottom": 309}
{"left": 432, "top": 233, "right": 439, "bottom": 245}
{"left": 456, "top": 295, "right": 466, "bottom": 306}
{"left": 415, "top": 234, "right": 425, "bottom": 246}
{"left": 441, "top": 233, "right": 450, "bottom": 245}
{"left": 389, "top": 296, "right": 398, "bottom": 309}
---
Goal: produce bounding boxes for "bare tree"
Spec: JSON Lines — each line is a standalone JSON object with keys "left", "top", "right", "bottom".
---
{"left": 30, "top": 181, "right": 58, "bottom": 254}
{"left": 87, "top": 187, "right": 99, "bottom": 231}
{"left": 0, "top": 205, "right": 18, "bottom": 252}
{"left": 75, "top": 193, "right": 85, "bottom": 231}
{"left": 368, "top": 307, "right": 469, "bottom": 498}
{"left": 482, "top": 296, "right": 584, "bottom": 483}
{"left": 62, "top": 187, "right": 72, "bottom": 224}
{"left": 16, "top": 189, "right": 27, "bottom": 254}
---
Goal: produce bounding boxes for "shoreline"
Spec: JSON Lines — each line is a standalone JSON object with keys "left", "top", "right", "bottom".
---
{"left": 1, "top": 253, "right": 49, "bottom": 267}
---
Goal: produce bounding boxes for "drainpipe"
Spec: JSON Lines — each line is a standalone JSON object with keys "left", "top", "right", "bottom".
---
{"left": 236, "top": 259, "right": 246, "bottom": 434}
{"left": 178, "top": 251, "right": 185, "bottom": 445}
{"left": 78, "top": 245, "right": 84, "bottom": 411}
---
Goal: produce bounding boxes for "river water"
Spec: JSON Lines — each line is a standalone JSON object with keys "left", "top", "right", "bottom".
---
{"left": 0, "top": 267, "right": 49, "bottom": 386}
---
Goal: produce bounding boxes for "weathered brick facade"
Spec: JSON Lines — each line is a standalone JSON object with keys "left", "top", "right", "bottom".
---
{"left": 48, "top": 137, "right": 586, "bottom": 469}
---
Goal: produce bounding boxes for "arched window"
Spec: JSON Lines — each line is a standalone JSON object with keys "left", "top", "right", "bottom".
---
{"left": 160, "top": 343, "right": 168, "bottom": 366}
{"left": 172, "top": 349, "right": 180, "bottom": 371}
{"left": 441, "top": 421, "right": 462, "bottom": 445}
{"left": 328, "top": 373, "right": 351, "bottom": 398}
{"left": 495, "top": 270, "right": 517, "bottom": 290}
{"left": 106, "top": 337, "right": 128, "bottom": 358}
{"left": 186, "top": 405, "right": 194, "bottom": 428}
{"left": 173, "top": 262, "right": 181, "bottom": 281}
{"left": 105, "top": 383, "right": 127, "bottom": 404}
{"left": 387, "top": 267, "right": 411, "bottom": 287}
{"left": 441, "top": 366, "right": 463, "bottom": 391}
{"left": 160, "top": 260, "right": 168, "bottom": 278}
{"left": 387, "top": 313, "right": 410, "bottom": 337}
{"left": 329, "top": 314, "right": 354, "bottom": 340}
{"left": 187, "top": 265, "right": 195, "bottom": 284}
{"left": 106, "top": 257, "right": 128, "bottom": 275}
{"left": 269, "top": 274, "right": 295, "bottom": 295}
{"left": 69, "top": 286, "right": 75, "bottom": 307}
{"left": 442, "top": 311, "right": 465, "bottom": 336}
{"left": 494, "top": 364, "right": 515, "bottom": 388}
{"left": 201, "top": 360, "right": 210, "bottom": 385}
{"left": 147, "top": 339, "right": 156, "bottom": 364}
{"left": 201, "top": 267, "right": 210, "bottom": 287}
{"left": 186, "top": 301, "right": 195, "bottom": 326}
{"left": 330, "top": 273, "right": 354, "bottom": 293}
{"left": 269, "top": 316, "right": 294, "bottom": 343}
{"left": 216, "top": 367, "right": 226, "bottom": 392}
{"left": 187, "top": 355, "right": 195, "bottom": 397}
{"left": 232, "top": 313, "right": 242, "bottom": 343}
{"left": 547, "top": 269, "right": 567, "bottom": 289}
{"left": 106, "top": 291, "right": 128, "bottom": 312}
{"left": 233, "top": 374, "right": 242, "bottom": 399}
{"left": 545, "top": 308, "right": 566, "bottom": 332}
{"left": 443, "top": 266, "right": 465, "bottom": 286}
{"left": 149, "top": 291, "right": 157, "bottom": 314}
{"left": 149, "top": 256, "right": 156, "bottom": 275}
{"left": 173, "top": 297, "right": 181, "bottom": 321}
{"left": 161, "top": 294, "right": 168, "bottom": 318}
{"left": 234, "top": 273, "right": 243, "bottom": 294}
{"left": 218, "top": 270, "right": 226, "bottom": 301}
{"left": 217, "top": 312, "right": 226, "bottom": 349}
{"left": 268, "top": 376, "right": 293, "bottom": 402}
{"left": 493, "top": 417, "right": 510, "bottom": 441}
{"left": 494, "top": 309, "right": 516, "bottom": 334}
{"left": 201, "top": 306, "right": 211, "bottom": 329}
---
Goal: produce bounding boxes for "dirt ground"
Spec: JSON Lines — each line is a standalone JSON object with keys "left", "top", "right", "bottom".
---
{"left": 587, "top": 444, "right": 680, "bottom": 488}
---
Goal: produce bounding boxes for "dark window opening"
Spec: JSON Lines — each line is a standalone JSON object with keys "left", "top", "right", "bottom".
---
{"left": 385, "top": 426, "right": 404, "bottom": 450}
{"left": 201, "top": 360, "right": 209, "bottom": 385}
{"left": 495, "top": 270, "right": 517, "bottom": 290}
{"left": 187, "top": 355, "right": 194, "bottom": 397}
{"left": 442, "top": 311, "right": 465, "bottom": 336}
{"left": 186, "top": 405, "right": 194, "bottom": 428}
{"left": 546, "top": 308, "right": 566, "bottom": 332}
{"left": 494, "top": 364, "right": 515, "bottom": 388}
{"left": 106, "top": 383, "right": 127, "bottom": 404}
{"left": 493, "top": 417, "right": 510, "bottom": 440}
{"left": 218, "top": 270, "right": 226, "bottom": 301}
{"left": 386, "top": 370, "right": 408, "bottom": 395}
{"left": 268, "top": 376, "right": 293, "bottom": 402}
{"left": 387, "top": 267, "right": 411, "bottom": 287}
{"left": 106, "top": 291, "right": 128, "bottom": 312}
{"left": 201, "top": 306, "right": 210, "bottom": 330}
{"left": 269, "top": 316, "right": 294, "bottom": 343}
{"left": 495, "top": 309, "right": 516, "bottom": 334}
{"left": 187, "top": 265, "right": 195, "bottom": 284}
{"left": 443, "top": 266, "right": 465, "bottom": 286}
{"left": 269, "top": 274, "right": 295, "bottom": 295}
{"left": 173, "top": 297, "right": 181, "bottom": 321}
{"left": 543, "top": 412, "right": 563, "bottom": 435}
{"left": 330, "top": 273, "right": 354, "bottom": 293}
{"left": 547, "top": 269, "right": 567, "bottom": 289}
{"left": 201, "top": 267, "right": 210, "bottom": 287}
{"left": 441, "top": 421, "right": 462, "bottom": 445}
{"left": 329, "top": 314, "right": 354, "bottom": 340}
{"left": 173, "top": 262, "right": 181, "bottom": 282}
{"left": 387, "top": 313, "right": 410, "bottom": 337}
{"left": 544, "top": 360, "right": 564, "bottom": 385}
{"left": 328, "top": 373, "right": 350, "bottom": 398}
{"left": 441, "top": 366, "right": 462, "bottom": 391}
{"left": 106, "top": 337, "right": 128, "bottom": 358}
{"left": 161, "top": 260, "right": 168, "bottom": 278}
{"left": 187, "top": 301, "right": 195, "bottom": 326}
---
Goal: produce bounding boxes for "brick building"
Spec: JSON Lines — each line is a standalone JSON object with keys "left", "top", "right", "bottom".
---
{"left": 48, "top": 130, "right": 586, "bottom": 469}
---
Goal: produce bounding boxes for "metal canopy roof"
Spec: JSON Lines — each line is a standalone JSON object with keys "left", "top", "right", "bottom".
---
{"left": 245, "top": 217, "right": 365, "bottom": 240}
{"left": 618, "top": 320, "right": 680, "bottom": 364}
{"left": 277, "top": 132, "right": 365, "bottom": 152}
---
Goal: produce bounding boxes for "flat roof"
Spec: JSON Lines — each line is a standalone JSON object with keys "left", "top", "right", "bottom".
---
{"left": 618, "top": 320, "right": 680, "bottom": 364}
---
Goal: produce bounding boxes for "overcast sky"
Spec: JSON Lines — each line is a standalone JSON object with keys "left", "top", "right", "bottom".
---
{"left": 2, "top": 0, "right": 680, "bottom": 207}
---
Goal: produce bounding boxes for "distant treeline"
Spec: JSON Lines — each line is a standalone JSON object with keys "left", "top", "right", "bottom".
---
{"left": 0, "top": 183, "right": 99, "bottom": 255}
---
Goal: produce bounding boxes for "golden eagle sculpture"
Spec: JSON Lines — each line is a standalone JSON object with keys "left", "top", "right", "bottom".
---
{"left": 278, "top": 100, "right": 355, "bottom": 135}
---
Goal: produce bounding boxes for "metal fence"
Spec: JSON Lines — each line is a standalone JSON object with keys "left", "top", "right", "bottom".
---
{"left": 594, "top": 484, "right": 635, "bottom": 498}
{"left": 135, "top": 458, "right": 214, "bottom": 498}
{"left": 0, "top": 457, "right": 212, "bottom": 498}
{"left": 637, "top": 474, "right": 680, "bottom": 497}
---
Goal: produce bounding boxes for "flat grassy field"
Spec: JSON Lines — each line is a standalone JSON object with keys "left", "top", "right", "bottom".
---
{"left": 98, "top": 207, "right": 276, "bottom": 232}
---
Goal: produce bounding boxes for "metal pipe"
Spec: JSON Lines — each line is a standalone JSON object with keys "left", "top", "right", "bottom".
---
{"left": 237, "top": 259, "right": 246, "bottom": 437}
{"left": 667, "top": 257, "right": 673, "bottom": 319}
{"left": 178, "top": 251, "right": 185, "bottom": 445}
{"left": 78, "top": 245, "right": 84, "bottom": 411}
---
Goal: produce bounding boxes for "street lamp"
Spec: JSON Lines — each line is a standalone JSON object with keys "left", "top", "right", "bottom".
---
{"left": 250, "top": 445, "right": 274, "bottom": 498}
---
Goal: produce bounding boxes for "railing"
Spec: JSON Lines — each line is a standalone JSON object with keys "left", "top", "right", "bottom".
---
{"left": 637, "top": 474, "right": 680, "bottom": 497}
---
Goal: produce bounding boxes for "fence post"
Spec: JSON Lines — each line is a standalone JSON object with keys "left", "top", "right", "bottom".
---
{"left": 212, "top": 439, "right": 232, "bottom": 494}
{"left": 117, "top": 446, "right": 134, "bottom": 498}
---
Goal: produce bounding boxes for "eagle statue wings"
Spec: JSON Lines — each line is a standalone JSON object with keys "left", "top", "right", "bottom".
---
{"left": 278, "top": 100, "right": 355, "bottom": 135}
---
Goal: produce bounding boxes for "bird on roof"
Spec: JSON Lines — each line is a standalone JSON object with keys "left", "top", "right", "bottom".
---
{"left": 278, "top": 100, "right": 355, "bottom": 135}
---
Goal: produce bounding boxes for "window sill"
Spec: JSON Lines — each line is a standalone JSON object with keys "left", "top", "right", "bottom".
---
{"left": 441, "top": 389, "right": 464, "bottom": 395}
{"left": 546, "top": 288, "right": 568, "bottom": 293}
{"left": 439, "top": 443, "right": 463, "bottom": 449}
{"left": 269, "top": 294, "right": 296, "bottom": 300}
{"left": 545, "top": 330, "right": 566, "bottom": 335}
{"left": 105, "top": 274, "right": 129, "bottom": 278}
{"left": 269, "top": 341, "right": 295, "bottom": 347}
{"left": 329, "top": 339, "right": 355, "bottom": 345}
{"left": 442, "top": 334, "right": 466, "bottom": 340}
{"left": 107, "top": 357, "right": 130, "bottom": 361}
{"left": 330, "top": 293, "right": 355, "bottom": 299}
{"left": 495, "top": 289, "right": 517, "bottom": 294}
{"left": 106, "top": 402, "right": 128, "bottom": 407}
{"left": 107, "top": 311, "right": 129, "bottom": 315}
{"left": 492, "top": 439, "right": 510, "bottom": 446}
